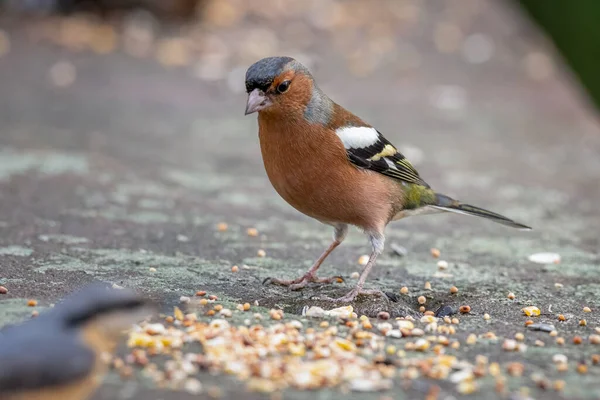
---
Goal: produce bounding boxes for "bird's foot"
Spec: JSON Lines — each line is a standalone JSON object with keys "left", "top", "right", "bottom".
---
{"left": 263, "top": 273, "right": 344, "bottom": 291}
{"left": 318, "top": 288, "right": 387, "bottom": 303}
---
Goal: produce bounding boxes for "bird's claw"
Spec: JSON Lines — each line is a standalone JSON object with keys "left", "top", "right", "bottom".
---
{"left": 263, "top": 274, "right": 344, "bottom": 290}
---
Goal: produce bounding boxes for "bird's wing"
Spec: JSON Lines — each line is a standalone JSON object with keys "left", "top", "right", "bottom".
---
{"left": 335, "top": 126, "right": 430, "bottom": 188}
{"left": 0, "top": 325, "right": 95, "bottom": 392}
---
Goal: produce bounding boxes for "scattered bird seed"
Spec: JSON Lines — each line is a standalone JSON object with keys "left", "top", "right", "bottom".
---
{"left": 558, "top": 314, "right": 566, "bottom": 321}
{"left": 580, "top": 319, "right": 587, "bottom": 326}
{"left": 522, "top": 306, "right": 540, "bottom": 317}
{"left": 184, "top": 378, "right": 203, "bottom": 394}
{"left": 553, "top": 380, "right": 565, "bottom": 391}
{"left": 573, "top": 336, "right": 583, "bottom": 345}
{"left": 358, "top": 255, "right": 369, "bottom": 266}
{"left": 583, "top": 307, "right": 592, "bottom": 313}
{"left": 257, "top": 249, "right": 266, "bottom": 257}
{"left": 528, "top": 252, "right": 560, "bottom": 264}
{"left": 450, "top": 286, "right": 458, "bottom": 294}
{"left": 400, "top": 286, "right": 409, "bottom": 295}
{"left": 0, "top": 286, "right": 7, "bottom": 294}
{"left": 553, "top": 354, "right": 568, "bottom": 364}
{"left": 231, "top": 265, "right": 239, "bottom": 272}
{"left": 350, "top": 272, "right": 359, "bottom": 279}
{"left": 27, "top": 299, "right": 37, "bottom": 307}
{"left": 149, "top": 267, "right": 156, "bottom": 272}
{"left": 437, "top": 260, "right": 448, "bottom": 270}
{"left": 246, "top": 228, "right": 259, "bottom": 237}
{"left": 503, "top": 339, "right": 517, "bottom": 351}
{"left": 424, "top": 281, "right": 432, "bottom": 290}
{"left": 418, "top": 296, "right": 426, "bottom": 305}
{"left": 506, "top": 362, "right": 524, "bottom": 377}
{"left": 430, "top": 248, "right": 441, "bottom": 258}
{"left": 590, "top": 335, "right": 600, "bottom": 345}
{"left": 459, "top": 305, "right": 471, "bottom": 314}
{"left": 507, "top": 292, "right": 515, "bottom": 300}
{"left": 377, "top": 311, "right": 390, "bottom": 320}
{"left": 556, "top": 337, "right": 565, "bottom": 345}
{"left": 515, "top": 333, "right": 525, "bottom": 341}
{"left": 180, "top": 296, "right": 191, "bottom": 304}
{"left": 483, "top": 313, "right": 490, "bottom": 321}
{"left": 220, "top": 309, "right": 232, "bottom": 317}
{"left": 217, "top": 222, "right": 228, "bottom": 232}
{"left": 419, "top": 306, "right": 426, "bottom": 313}
{"left": 556, "top": 362, "right": 568, "bottom": 372}
{"left": 303, "top": 305, "right": 354, "bottom": 319}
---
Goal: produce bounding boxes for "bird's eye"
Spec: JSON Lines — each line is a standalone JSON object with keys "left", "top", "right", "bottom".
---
{"left": 277, "top": 81, "right": 290, "bottom": 93}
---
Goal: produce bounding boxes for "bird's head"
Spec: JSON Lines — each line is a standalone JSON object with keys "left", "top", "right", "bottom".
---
{"left": 52, "top": 283, "right": 155, "bottom": 345}
{"left": 244, "top": 56, "right": 331, "bottom": 122}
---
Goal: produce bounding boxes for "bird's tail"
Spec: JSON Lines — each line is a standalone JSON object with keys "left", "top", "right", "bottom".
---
{"left": 430, "top": 193, "right": 532, "bottom": 230}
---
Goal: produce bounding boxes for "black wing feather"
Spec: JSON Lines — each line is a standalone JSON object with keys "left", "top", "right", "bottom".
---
{"left": 346, "top": 130, "right": 430, "bottom": 188}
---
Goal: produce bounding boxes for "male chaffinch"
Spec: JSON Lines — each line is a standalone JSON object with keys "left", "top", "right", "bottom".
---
{"left": 244, "top": 56, "right": 531, "bottom": 303}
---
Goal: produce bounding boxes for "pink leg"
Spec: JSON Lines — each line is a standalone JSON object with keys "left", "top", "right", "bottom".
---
{"left": 320, "top": 232, "right": 386, "bottom": 302}
{"left": 266, "top": 225, "right": 347, "bottom": 290}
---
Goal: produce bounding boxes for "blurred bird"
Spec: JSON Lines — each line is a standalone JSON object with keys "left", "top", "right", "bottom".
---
{"left": 0, "top": 283, "right": 154, "bottom": 400}
{"left": 244, "top": 56, "right": 531, "bottom": 302}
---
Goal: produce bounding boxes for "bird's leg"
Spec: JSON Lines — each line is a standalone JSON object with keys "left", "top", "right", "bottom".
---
{"left": 266, "top": 225, "right": 347, "bottom": 290}
{"left": 320, "top": 232, "right": 386, "bottom": 302}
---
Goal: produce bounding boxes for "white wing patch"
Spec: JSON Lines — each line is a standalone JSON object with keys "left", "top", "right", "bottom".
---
{"left": 335, "top": 126, "right": 379, "bottom": 149}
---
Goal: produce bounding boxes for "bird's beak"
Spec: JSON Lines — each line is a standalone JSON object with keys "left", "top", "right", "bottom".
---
{"left": 245, "top": 89, "right": 272, "bottom": 115}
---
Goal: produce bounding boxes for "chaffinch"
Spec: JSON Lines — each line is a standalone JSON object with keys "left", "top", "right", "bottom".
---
{"left": 244, "top": 56, "right": 531, "bottom": 303}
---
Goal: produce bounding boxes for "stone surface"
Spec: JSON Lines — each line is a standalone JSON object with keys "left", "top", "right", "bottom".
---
{"left": 0, "top": 0, "right": 600, "bottom": 399}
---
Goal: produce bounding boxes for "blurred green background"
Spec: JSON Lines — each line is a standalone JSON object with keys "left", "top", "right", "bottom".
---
{"left": 519, "top": 0, "right": 600, "bottom": 111}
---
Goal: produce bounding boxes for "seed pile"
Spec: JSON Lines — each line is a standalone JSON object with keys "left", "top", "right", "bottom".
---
{"left": 124, "top": 300, "right": 483, "bottom": 394}
{"left": 120, "top": 292, "right": 600, "bottom": 396}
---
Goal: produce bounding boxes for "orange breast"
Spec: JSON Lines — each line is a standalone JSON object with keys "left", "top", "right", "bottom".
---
{"left": 258, "top": 115, "right": 397, "bottom": 231}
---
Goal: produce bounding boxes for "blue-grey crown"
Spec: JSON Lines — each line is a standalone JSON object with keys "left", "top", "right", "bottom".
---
{"left": 245, "top": 56, "right": 302, "bottom": 93}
